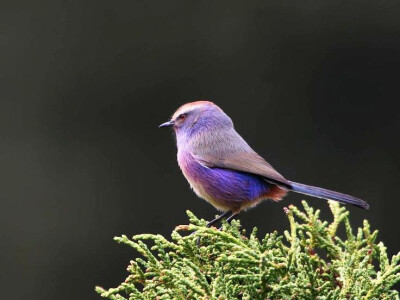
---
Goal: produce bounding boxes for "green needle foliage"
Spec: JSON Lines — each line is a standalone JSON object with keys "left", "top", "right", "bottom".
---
{"left": 96, "top": 201, "right": 400, "bottom": 299}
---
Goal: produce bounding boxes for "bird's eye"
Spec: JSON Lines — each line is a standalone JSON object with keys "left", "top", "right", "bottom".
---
{"left": 178, "top": 114, "right": 186, "bottom": 120}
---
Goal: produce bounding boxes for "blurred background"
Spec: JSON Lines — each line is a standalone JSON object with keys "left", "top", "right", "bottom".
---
{"left": 1, "top": 0, "right": 399, "bottom": 298}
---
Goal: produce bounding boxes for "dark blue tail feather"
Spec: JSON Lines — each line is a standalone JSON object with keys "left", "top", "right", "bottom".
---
{"left": 288, "top": 181, "right": 369, "bottom": 209}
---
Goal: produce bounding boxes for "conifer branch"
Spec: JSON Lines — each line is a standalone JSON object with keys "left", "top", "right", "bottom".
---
{"left": 96, "top": 201, "right": 400, "bottom": 299}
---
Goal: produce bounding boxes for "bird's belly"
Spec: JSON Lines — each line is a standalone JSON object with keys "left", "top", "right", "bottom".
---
{"left": 178, "top": 153, "right": 273, "bottom": 212}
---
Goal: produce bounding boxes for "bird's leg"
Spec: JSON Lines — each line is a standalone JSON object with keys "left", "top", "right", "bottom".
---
{"left": 196, "top": 211, "right": 232, "bottom": 245}
{"left": 191, "top": 211, "right": 231, "bottom": 236}
{"left": 218, "top": 212, "right": 239, "bottom": 231}
{"left": 206, "top": 211, "right": 232, "bottom": 227}
{"left": 225, "top": 212, "right": 238, "bottom": 223}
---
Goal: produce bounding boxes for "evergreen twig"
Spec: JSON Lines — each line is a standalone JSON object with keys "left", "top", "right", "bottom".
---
{"left": 96, "top": 201, "right": 400, "bottom": 299}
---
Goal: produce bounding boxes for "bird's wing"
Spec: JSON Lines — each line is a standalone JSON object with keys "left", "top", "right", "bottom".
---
{"left": 194, "top": 150, "right": 290, "bottom": 188}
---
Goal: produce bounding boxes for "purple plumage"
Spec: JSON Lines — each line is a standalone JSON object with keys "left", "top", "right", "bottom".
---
{"left": 178, "top": 151, "right": 280, "bottom": 212}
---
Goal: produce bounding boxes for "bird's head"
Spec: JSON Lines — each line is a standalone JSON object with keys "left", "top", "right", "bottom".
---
{"left": 159, "top": 101, "right": 233, "bottom": 142}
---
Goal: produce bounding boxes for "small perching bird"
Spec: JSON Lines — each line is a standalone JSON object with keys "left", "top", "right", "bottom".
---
{"left": 160, "top": 101, "right": 369, "bottom": 226}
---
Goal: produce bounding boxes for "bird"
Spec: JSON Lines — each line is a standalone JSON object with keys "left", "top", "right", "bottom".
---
{"left": 159, "top": 101, "right": 369, "bottom": 227}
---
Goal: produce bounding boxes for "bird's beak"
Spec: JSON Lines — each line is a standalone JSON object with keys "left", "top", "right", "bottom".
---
{"left": 159, "top": 120, "right": 174, "bottom": 128}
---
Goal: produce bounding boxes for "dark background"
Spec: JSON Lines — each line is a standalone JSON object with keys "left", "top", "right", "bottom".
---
{"left": 1, "top": 1, "right": 400, "bottom": 298}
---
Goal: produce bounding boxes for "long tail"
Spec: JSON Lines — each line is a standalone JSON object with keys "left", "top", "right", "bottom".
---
{"left": 288, "top": 181, "right": 369, "bottom": 209}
